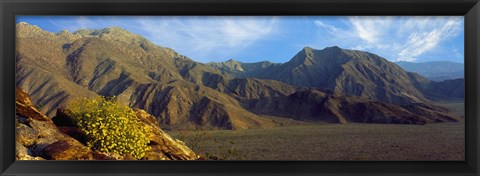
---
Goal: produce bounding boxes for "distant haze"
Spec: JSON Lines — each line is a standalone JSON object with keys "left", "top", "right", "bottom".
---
{"left": 17, "top": 16, "right": 464, "bottom": 63}
{"left": 396, "top": 61, "right": 464, "bottom": 82}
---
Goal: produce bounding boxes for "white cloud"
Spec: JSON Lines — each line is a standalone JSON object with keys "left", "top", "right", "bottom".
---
{"left": 314, "top": 16, "right": 463, "bottom": 62}
{"left": 349, "top": 16, "right": 393, "bottom": 44}
{"left": 136, "top": 16, "right": 277, "bottom": 61}
{"left": 314, "top": 20, "right": 341, "bottom": 33}
{"left": 42, "top": 16, "right": 278, "bottom": 62}
{"left": 40, "top": 16, "right": 462, "bottom": 62}
{"left": 453, "top": 48, "right": 463, "bottom": 60}
{"left": 47, "top": 17, "right": 96, "bottom": 31}
{"left": 397, "top": 17, "right": 462, "bottom": 61}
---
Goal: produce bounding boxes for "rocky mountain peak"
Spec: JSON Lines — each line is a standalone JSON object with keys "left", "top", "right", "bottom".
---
{"left": 290, "top": 46, "right": 345, "bottom": 65}
{"left": 324, "top": 45, "right": 341, "bottom": 50}
{"left": 72, "top": 28, "right": 97, "bottom": 36}
{"left": 71, "top": 26, "right": 146, "bottom": 43}
{"left": 17, "top": 22, "right": 39, "bottom": 29}
{"left": 91, "top": 26, "right": 133, "bottom": 36}
{"left": 302, "top": 46, "right": 341, "bottom": 53}
{"left": 302, "top": 46, "right": 314, "bottom": 52}
{"left": 57, "top": 29, "right": 71, "bottom": 35}
{"left": 55, "top": 29, "right": 82, "bottom": 42}
{"left": 226, "top": 59, "right": 240, "bottom": 63}
{"left": 16, "top": 22, "right": 55, "bottom": 38}
{"left": 212, "top": 59, "right": 244, "bottom": 72}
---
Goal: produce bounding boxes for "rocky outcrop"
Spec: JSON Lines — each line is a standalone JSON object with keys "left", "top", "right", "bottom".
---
{"left": 16, "top": 88, "right": 92, "bottom": 160}
{"left": 43, "top": 140, "right": 93, "bottom": 160}
{"left": 16, "top": 88, "right": 200, "bottom": 160}
{"left": 135, "top": 109, "right": 198, "bottom": 160}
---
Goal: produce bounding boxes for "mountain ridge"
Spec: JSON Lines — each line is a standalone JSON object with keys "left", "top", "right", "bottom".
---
{"left": 16, "top": 22, "right": 463, "bottom": 130}
{"left": 396, "top": 61, "right": 464, "bottom": 82}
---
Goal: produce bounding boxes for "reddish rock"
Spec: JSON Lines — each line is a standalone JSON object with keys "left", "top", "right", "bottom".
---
{"left": 57, "top": 127, "right": 87, "bottom": 144}
{"left": 16, "top": 88, "right": 50, "bottom": 121}
{"left": 43, "top": 140, "right": 92, "bottom": 160}
{"left": 135, "top": 109, "right": 200, "bottom": 160}
{"left": 92, "top": 151, "right": 117, "bottom": 160}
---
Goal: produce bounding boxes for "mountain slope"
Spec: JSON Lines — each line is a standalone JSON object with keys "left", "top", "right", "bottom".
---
{"left": 396, "top": 61, "right": 464, "bottom": 82}
{"left": 16, "top": 23, "right": 463, "bottom": 130}
{"left": 418, "top": 78, "right": 464, "bottom": 101}
{"left": 15, "top": 23, "right": 294, "bottom": 129}
{"left": 211, "top": 46, "right": 432, "bottom": 105}
{"left": 247, "top": 89, "right": 461, "bottom": 124}
{"left": 129, "top": 80, "right": 280, "bottom": 130}
{"left": 208, "top": 59, "right": 279, "bottom": 78}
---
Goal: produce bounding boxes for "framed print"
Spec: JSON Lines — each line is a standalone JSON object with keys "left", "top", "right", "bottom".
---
{"left": 1, "top": 0, "right": 480, "bottom": 175}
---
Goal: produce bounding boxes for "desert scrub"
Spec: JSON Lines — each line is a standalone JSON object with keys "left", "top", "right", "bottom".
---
{"left": 66, "top": 97, "right": 151, "bottom": 159}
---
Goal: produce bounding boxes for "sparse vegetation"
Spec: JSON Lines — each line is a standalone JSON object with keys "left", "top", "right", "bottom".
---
{"left": 175, "top": 129, "right": 208, "bottom": 152}
{"left": 173, "top": 129, "right": 247, "bottom": 160}
{"left": 433, "top": 101, "right": 465, "bottom": 116}
{"left": 171, "top": 122, "right": 464, "bottom": 160}
{"left": 66, "top": 97, "right": 151, "bottom": 159}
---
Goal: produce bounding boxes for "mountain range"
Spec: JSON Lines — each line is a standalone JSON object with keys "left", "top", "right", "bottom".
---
{"left": 15, "top": 22, "right": 463, "bottom": 130}
{"left": 208, "top": 47, "right": 464, "bottom": 103}
{"left": 395, "top": 61, "right": 464, "bottom": 82}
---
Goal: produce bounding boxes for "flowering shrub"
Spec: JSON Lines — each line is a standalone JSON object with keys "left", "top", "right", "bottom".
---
{"left": 66, "top": 97, "right": 151, "bottom": 159}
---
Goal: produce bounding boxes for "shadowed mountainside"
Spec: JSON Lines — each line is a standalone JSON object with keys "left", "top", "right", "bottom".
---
{"left": 246, "top": 89, "right": 461, "bottom": 124}
{"left": 418, "top": 78, "right": 464, "bottom": 101}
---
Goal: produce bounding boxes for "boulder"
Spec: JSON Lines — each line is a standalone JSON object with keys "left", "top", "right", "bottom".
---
{"left": 16, "top": 141, "right": 45, "bottom": 160}
{"left": 16, "top": 123, "right": 39, "bottom": 146}
{"left": 135, "top": 109, "right": 200, "bottom": 160}
{"left": 57, "top": 127, "right": 87, "bottom": 145}
{"left": 15, "top": 88, "right": 50, "bottom": 121}
{"left": 92, "top": 151, "right": 118, "bottom": 160}
{"left": 52, "top": 108, "right": 78, "bottom": 127}
{"left": 43, "top": 140, "right": 92, "bottom": 160}
{"left": 16, "top": 88, "right": 89, "bottom": 160}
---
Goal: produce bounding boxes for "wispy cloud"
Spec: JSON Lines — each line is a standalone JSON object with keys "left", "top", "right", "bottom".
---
{"left": 34, "top": 16, "right": 278, "bottom": 62}
{"left": 136, "top": 16, "right": 278, "bottom": 61}
{"left": 314, "top": 16, "right": 463, "bottom": 62}
{"left": 314, "top": 20, "right": 342, "bottom": 34}
{"left": 397, "top": 17, "right": 462, "bottom": 61}
{"left": 46, "top": 16, "right": 130, "bottom": 32}
{"left": 452, "top": 48, "right": 463, "bottom": 60}
{"left": 349, "top": 16, "right": 393, "bottom": 44}
{"left": 19, "top": 16, "right": 463, "bottom": 63}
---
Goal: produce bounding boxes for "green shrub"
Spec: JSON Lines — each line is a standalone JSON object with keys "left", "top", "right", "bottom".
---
{"left": 66, "top": 97, "right": 151, "bottom": 159}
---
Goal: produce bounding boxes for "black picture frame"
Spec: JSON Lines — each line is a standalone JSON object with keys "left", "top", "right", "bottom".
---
{"left": 1, "top": 0, "right": 479, "bottom": 175}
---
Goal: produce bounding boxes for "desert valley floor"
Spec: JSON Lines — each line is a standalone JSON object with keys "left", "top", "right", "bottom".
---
{"left": 171, "top": 101, "right": 465, "bottom": 160}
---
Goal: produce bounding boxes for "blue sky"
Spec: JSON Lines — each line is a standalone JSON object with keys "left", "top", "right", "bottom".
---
{"left": 17, "top": 16, "right": 464, "bottom": 63}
